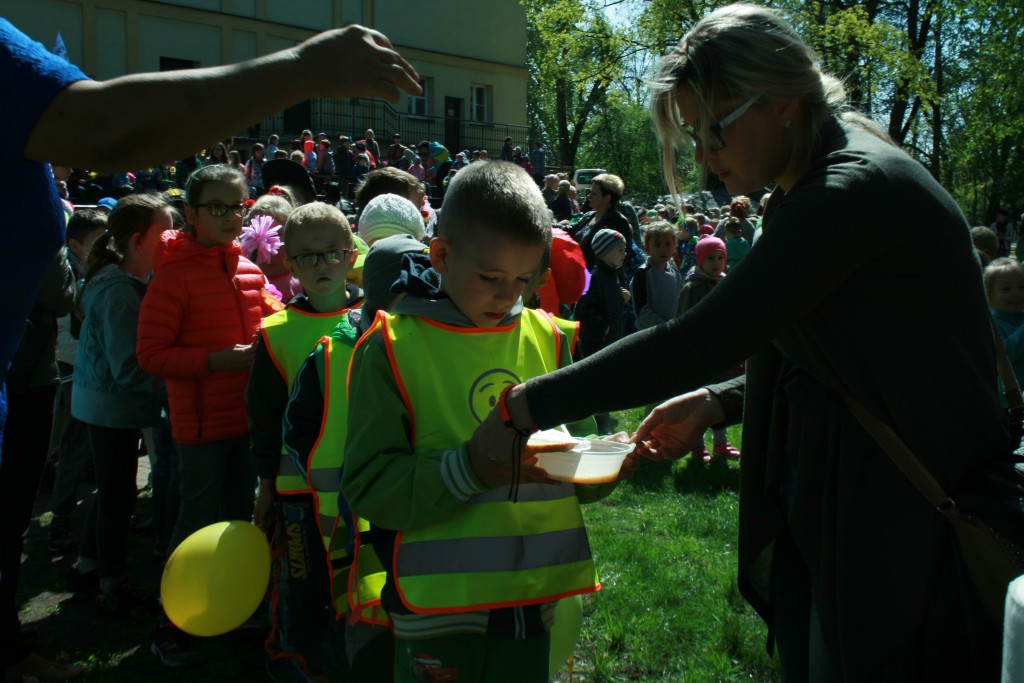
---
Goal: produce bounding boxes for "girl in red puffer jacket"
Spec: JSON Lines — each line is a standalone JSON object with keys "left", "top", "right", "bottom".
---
{"left": 137, "top": 165, "right": 281, "bottom": 553}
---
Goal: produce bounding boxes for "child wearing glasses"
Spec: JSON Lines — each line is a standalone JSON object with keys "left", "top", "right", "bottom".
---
{"left": 245, "top": 202, "right": 363, "bottom": 681}
{"left": 136, "top": 164, "right": 280, "bottom": 666}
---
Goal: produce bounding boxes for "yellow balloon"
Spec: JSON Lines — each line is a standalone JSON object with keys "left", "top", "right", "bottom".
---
{"left": 160, "top": 521, "right": 270, "bottom": 636}
{"left": 549, "top": 595, "right": 583, "bottom": 675}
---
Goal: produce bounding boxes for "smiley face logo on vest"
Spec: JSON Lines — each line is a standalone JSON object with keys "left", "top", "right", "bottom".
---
{"left": 468, "top": 369, "right": 522, "bottom": 424}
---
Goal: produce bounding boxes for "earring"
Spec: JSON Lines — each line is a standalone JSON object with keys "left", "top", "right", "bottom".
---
{"left": 785, "top": 120, "right": 792, "bottom": 129}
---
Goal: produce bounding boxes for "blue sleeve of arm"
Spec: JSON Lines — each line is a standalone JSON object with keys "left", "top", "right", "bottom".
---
{"left": 0, "top": 19, "right": 88, "bottom": 156}
{"left": 281, "top": 350, "right": 325, "bottom": 479}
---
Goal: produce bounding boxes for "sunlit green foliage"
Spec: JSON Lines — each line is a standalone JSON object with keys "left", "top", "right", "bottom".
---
{"left": 524, "top": 0, "right": 1023, "bottom": 222}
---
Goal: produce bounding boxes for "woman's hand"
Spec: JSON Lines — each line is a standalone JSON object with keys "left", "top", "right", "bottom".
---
{"left": 632, "top": 388, "right": 725, "bottom": 461}
{"left": 601, "top": 431, "right": 644, "bottom": 481}
{"left": 295, "top": 25, "right": 421, "bottom": 104}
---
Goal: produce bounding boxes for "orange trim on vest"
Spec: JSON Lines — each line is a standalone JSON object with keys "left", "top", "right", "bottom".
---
{"left": 259, "top": 327, "right": 288, "bottom": 387}
{"left": 379, "top": 315, "right": 418, "bottom": 449}
{"left": 305, "top": 332, "right": 338, "bottom": 521}
{"left": 540, "top": 310, "right": 579, "bottom": 356}
{"left": 347, "top": 310, "right": 385, "bottom": 397}
{"left": 543, "top": 313, "right": 562, "bottom": 367}
{"left": 263, "top": 307, "right": 356, "bottom": 382}
{"left": 347, "top": 519, "right": 389, "bottom": 627}
{"left": 419, "top": 316, "right": 519, "bottom": 335}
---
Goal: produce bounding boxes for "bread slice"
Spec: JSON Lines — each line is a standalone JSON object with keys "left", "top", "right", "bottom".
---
{"left": 526, "top": 428, "right": 579, "bottom": 454}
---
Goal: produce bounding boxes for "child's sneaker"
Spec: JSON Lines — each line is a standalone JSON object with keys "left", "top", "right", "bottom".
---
{"left": 97, "top": 577, "right": 154, "bottom": 615}
{"left": 151, "top": 624, "right": 202, "bottom": 668}
{"left": 48, "top": 514, "right": 74, "bottom": 554}
{"left": 691, "top": 444, "right": 711, "bottom": 463}
{"left": 712, "top": 442, "right": 741, "bottom": 459}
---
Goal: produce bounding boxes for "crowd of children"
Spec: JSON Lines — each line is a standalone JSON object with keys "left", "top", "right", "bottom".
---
{"left": 20, "top": 125, "right": 1019, "bottom": 682}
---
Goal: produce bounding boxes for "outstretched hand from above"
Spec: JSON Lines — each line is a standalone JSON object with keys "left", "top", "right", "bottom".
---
{"left": 295, "top": 25, "right": 422, "bottom": 103}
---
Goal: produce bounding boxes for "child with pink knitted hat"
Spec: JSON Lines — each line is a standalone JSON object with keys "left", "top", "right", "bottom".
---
{"left": 676, "top": 235, "right": 742, "bottom": 461}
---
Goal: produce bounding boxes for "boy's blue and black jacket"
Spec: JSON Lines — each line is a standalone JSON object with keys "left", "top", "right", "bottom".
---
{"left": 574, "top": 260, "right": 625, "bottom": 356}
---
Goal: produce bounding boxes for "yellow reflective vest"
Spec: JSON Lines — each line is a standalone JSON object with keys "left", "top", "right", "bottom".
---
{"left": 261, "top": 305, "right": 354, "bottom": 495}
{"left": 300, "top": 317, "right": 387, "bottom": 621}
{"left": 376, "top": 308, "right": 600, "bottom": 614}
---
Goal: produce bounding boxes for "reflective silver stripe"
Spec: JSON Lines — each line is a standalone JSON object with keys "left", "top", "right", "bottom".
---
{"left": 277, "top": 455, "right": 303, "bottom": 478}
{"left": 309, "top": 467, "right": 339, "bottom": 492}
{"left": 471, "top": 482, "right": 575, "bottom": 504}
{"left": 397, "top": 527, "right": 591, "bottom": 577}
{"left": 391, "top": 611, "right": 490, "bottom": 639}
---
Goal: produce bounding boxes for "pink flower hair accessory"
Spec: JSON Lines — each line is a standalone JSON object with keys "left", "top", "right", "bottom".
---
{"left": 240, "top": 214, "right": 283, "bottom": 265}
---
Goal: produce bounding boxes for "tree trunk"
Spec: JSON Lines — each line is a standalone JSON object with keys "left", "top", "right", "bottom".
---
{"left": 555, "top": 76, "right": 575, "bottom": 170}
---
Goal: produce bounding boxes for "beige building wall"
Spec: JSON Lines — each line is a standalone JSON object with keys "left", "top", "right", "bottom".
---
{"left": 0, "top": 0, "right": 526, "bottom": 126}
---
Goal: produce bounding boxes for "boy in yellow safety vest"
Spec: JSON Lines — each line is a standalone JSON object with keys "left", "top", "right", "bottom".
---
{"left": 283, "top": 231, "right": 432, "bottom": 681}
{"left": 245, "top": 202, "right": 362, "bottom": 681}
{"left": 342, "top": 161, "right": 619, "bottom": 683}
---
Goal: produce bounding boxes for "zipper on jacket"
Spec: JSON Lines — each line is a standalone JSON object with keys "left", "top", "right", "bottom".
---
{"left": 195, "top": 380, "right": 204, "bottom": 440}
{"left": 224, "top": 250, "right": 251, "bottom": 343}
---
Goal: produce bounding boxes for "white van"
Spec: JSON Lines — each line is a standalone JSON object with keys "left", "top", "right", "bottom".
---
{"left": 572, "top": 168, "right": 606, "bottom": 197}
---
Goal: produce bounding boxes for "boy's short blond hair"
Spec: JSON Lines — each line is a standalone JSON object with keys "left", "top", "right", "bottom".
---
{"left": 984, "top": 257, "right": 1024, "bottom": 296}
{"left": 284, "top": 202, "right": 353, "bottom": 247}
{"left": 438, "top": 161, "right": 551, "bottom": 248}
{"left": 643, "top": 220, "right": 678, "bottom": 249}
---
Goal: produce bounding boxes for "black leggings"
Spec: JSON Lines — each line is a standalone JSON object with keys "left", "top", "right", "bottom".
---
{"left": 79, "top": 424, "right": 140, "bottom": 581}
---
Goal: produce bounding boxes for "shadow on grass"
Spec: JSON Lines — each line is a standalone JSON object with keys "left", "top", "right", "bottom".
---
{"left": 672, "top": 456, "right": 740, "bottom": 496}
{"left": 17, "top": 485, "right": 269, "bottom": 682}
{"left": 625, "top": 458, "right": 676, "bottom": 492}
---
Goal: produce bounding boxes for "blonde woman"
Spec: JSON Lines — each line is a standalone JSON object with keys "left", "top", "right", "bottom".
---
{"left": 472, "top": 4, "right": 1003, "bottom": 680}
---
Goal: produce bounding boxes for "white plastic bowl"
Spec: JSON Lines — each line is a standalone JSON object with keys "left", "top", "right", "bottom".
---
{"left": 529, "top": 429, "right": 634, "bottom": 484}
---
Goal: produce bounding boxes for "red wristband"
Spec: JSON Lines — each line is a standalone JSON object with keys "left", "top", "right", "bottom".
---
{"left": 497, "top": 384, "right": 517, "bottom": 429}
{"left": 498, "top": 384, "right": 535, "bottom": 435}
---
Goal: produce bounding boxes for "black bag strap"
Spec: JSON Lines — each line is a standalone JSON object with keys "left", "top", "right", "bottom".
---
{"left": 841, "top": 317, "right": 1020, "bottom": 513}
{"left": 840, "top": 395, "right": 952, "bottom": 510}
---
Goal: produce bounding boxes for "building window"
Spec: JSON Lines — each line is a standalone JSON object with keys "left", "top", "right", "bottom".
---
{"left": 470, "top": 84, "right": 490, "bottom": 123}
{"left": 408, "top": 79, "right": 429, "bottom": 117}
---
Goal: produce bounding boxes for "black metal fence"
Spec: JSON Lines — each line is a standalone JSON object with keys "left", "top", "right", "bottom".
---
{"left": 248, "top": 97, "right": 532, "bottom": 158}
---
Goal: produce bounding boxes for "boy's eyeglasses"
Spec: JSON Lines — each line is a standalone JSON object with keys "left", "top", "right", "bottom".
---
{"left": 289, "top": 249, "right": 355, "bottom": 269}
{"left": 680, "top": 95, "right": 760, "bottom": 151}
{"left": 192, "top": 202, "right": 247, "bottom": 218}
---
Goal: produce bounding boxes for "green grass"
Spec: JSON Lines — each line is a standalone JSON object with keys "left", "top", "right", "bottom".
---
{"left": 554, "top": 407, "right": 780, "bottom": 682}
{"left": 20, "top": 407, "right": 779, "bottom": 682}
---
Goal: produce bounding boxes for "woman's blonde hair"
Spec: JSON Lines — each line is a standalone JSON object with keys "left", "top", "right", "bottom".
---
{"left": 650, "top": 3, "right": 889, "bottom": 201}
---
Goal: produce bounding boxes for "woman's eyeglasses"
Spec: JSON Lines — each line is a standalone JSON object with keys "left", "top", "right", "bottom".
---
{"left": 681, "top": 95, "right": 760, "bottom": 151}
{"left": 289, "top": 249, "right": 355, "bottom": 269}
{"left": 192, "top": 202, "right": 247, "bottom": 218}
